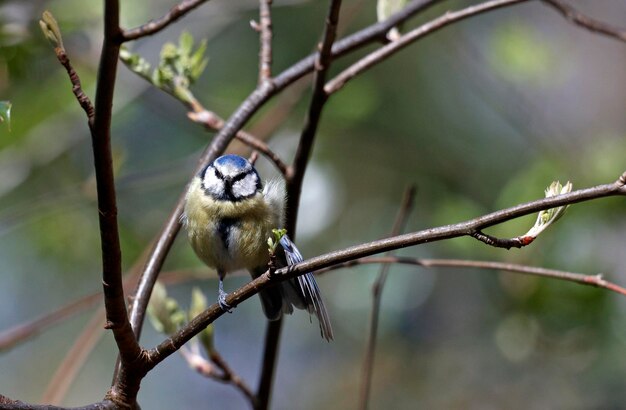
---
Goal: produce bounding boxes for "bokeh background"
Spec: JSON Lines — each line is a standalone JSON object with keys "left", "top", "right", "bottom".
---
{"left": 1, "top": 0, "right": 626, "bottom": 408}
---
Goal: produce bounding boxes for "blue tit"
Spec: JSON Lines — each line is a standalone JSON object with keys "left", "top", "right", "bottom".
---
{"left": 182, "top": 154, "right": 333, "bottom": 341}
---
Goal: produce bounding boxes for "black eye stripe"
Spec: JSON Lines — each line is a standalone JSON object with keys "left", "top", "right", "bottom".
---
{"left": 214, "top": 167, "right": 225, "bottom": 180}
{"left": 232, "top": 170, "right": 252, "bottom": 183}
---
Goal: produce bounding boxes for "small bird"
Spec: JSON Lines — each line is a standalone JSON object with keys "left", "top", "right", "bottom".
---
{"left": 182, "top": 154, "right": 333, "bottom": 341}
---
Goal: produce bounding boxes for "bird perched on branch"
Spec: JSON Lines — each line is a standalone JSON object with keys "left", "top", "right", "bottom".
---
{"left": 182, "top": 154, "right": 333, "bottom": 341}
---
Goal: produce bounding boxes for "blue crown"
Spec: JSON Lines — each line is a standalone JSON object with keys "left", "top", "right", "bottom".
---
{"left": 214, "top": 154, "right": 249, "bottom": 170}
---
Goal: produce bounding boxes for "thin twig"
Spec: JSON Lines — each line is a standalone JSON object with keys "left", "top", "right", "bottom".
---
{"left": 470, "top": 230, "right": 534, "bottom": 249}
{"left": 188, "top": 109, "right": 289, "bottom": 176}
{"left": 325, "top": 0, "right": 531, "bottom": 94}
{"left": 122, "top": 0, "right": 212, "bottom": 41}
{"left": 41, "top": 307, "right": 106, "bottom": 404}
{"left": 359, "top": 186, "right": 416, "bottom": 410}
{"left": 179, "top": 346, "right": 257, "bottom": 406}
{"left": 127, "top": 0, "right": 441, "bottom": 348}
{"left": 257, "top": 0, "right": 274, "bottom": 83}
{"left": 257, "top": 1, "right": 344, "bottom": 408}
{"left": 316, "top": 256, "right": 626, "bottom": 297}
{"left": 146, "top": 173, "right": 626, "bottom": 373}
{"left": 53, "top": 47, "right": 94, "bottom": 119}
{"left": 542, "top": 0, "right": 626, "bottom": 42}
{"left": 209, "top": 349, "right": 258, "bottom": 407}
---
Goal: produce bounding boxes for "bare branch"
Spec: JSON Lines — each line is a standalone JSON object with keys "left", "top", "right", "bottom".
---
{"left": 126, "top": 0, "right": 441, "bottom": 348}
{"left": 257, "top": 0, "right": 274, "bottom": 82}
{"left": 285, "top": 0, "right": 344, "bottom": 232}
{"left": 325, "top": 0, "right": 531, "bottom": 94}
{"left": 179, "top": 346, "right": 257, "bottom": 406}
{"left": 359, "top": 186, "right": 416, "bottom": 410}
{"left": 470, "top": 230, "right": 534, "bottom": 249}
{"left": 122, "top": 0, "right": 211, "bottom": 41}
{"left": 188, "top": 109, "right": 289, "bottom": 177}
{"left": 41, "top": 307, "right": 106, "bottom": 405}
{"left": 146, "top": 172, "right": 626, "bottom": 369}
{"left": 317, "top": 256, "right": 626, "bottom": 297}
{"left": 257, "top": 1, "right": 344, "bottom": 408}
{"left": 54, "top": 50, "right": 94, "bottom": 118}
{"left": 89, "top": 2, "right": 146, "bottom": 406}
{"left": 542, "top": 0, "right": 626, "bottom": 42}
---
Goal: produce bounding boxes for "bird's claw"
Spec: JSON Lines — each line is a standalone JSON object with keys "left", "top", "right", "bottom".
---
{"left": 218, "top": 293, "right": 233, "bottom": 313}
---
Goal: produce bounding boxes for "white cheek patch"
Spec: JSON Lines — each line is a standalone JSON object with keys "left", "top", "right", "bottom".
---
{"left": 232, "top": 173, "right": 258, "bottom": 198}
{"left": 203, "top": 167, "right": 225, "bottom": 198}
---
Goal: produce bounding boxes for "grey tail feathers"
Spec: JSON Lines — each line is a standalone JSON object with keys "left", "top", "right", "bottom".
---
{"left": 250, "top": 235, "right": 334, "bottom": 341}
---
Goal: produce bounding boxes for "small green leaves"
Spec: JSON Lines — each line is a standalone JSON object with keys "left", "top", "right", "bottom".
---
{"left": 148, "top": 283, "right": 215, "bottom": 352}
{"left": 190, "top": 287, "right": 214, "bottom": 352}
{"left": 119, "top": 48, "right": 152, "bottom": 79}
{"left": 147, "top": 282, "right": 186, "bottom": 335}
{"left": 0, "top": 101, "right": 11, "bottom": 131}
{"left": 120, "top": 32, "right": 208, "bottom": 105}
{"left": 39, "top": 11, "right": 64, "bottom": 50}
{"left": 268, "top": 228, "right": 287, "bottom": 254}
{"left": 524, "top": 181, "right": 572, "bottom": 239}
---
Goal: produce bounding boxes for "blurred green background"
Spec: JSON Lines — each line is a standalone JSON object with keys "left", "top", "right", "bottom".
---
{"left": 1, "top": 0, "right": 626, "bottom": 408}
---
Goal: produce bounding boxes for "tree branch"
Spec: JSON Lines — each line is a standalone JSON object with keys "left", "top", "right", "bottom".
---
{"left": 256, "top": 0, "right": 274, "bottom": 83}
{"left": 257, "top": 1, "right": 344, "bottom": 408}
{"left": 542, "top": 0, "right": 626, "bottom": 42}
{"left": 188, "top": 109, "right": 289, "bottom": 177}
{"left": 90, "top": 1, "right": 146, "bottom": 406}
{"left": 359, "top": 186, "right": 415, "bottom": 410}
{"left": 325, "top": 0, "right": 531, "bottom": 94}
{"left": 126, "top": 0, "right": 441, "bottom": 348}
{"left": 146, "top": 172, "right": 626, "bottom": 370}
{"left": 121, "top": 0, "right": 212, "bottom": 41}
{"left": 316, "top": 256, "right": 626, "bottom": 297}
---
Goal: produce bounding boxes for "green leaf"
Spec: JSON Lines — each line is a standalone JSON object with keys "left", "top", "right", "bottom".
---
{"left": 179, "top": 31, "right": 194, "bottom": 55}
{"left": 0, "top": 101, "right": 11, "bottom": 130}
{"left": 189, "top": 287, "right": 214, "bottom": 352}
{"left": 147, "top": 281, "right": 185, "bottom": 335}
{"left": 524, "top": 181, "right": 572, "bottom": 239}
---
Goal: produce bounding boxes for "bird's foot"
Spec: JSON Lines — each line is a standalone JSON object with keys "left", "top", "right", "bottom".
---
{"left": 218, "top": 291, "right": 233, "bottom": 313}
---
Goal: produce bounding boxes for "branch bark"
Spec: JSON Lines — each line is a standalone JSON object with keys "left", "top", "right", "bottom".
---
{"left": 146, "top": 172, "right": 626, "bottom": 370}
{"left": 359, "top": 186, "right": 416, "bottom": 410}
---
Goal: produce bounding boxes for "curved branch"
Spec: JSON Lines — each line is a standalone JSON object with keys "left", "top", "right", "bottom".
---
{"left": 146, "top": 172, "right": 626, "bottom": 367}
{"left": 542, "top": 0, "right": 626, "bottom": 42}
{"left": 325, "top": 0, "right": 531, "bottom": 94}
{"left": 317, "top": 256, "right": 626, "bottom": 296}
{"left": 122, "top": 0, "right": 212, "bottom": 41}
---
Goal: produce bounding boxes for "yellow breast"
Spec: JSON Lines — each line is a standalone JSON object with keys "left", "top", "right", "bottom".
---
{"left": 183, "top": 177, "right": 278, "bottom": 272}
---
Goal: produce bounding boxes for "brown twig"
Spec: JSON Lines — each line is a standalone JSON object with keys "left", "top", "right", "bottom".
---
{"left": 257, "top": 0, "right": 274, "bottom": 83}
{"left": 89, "top": 2, "right": 146, "bottom": 406}
{"left": 179, "top": 346, "right": 257, "bottom": 406}
{"left": 41, "top": 307, "right": 106, "bottom": 404}
{"left": 146, "top": 174, "right": 626, "bottom": 378}
{"left": 325, "top": 0, "right": 531, "bottom": 94}
{"left": 54, "top": 47, "right": 95, "bottom": 119}
{"left": 127, "top": 0, "right": 441, "bottom": 352}
{"left": 257, "top": 1, "right": 344, "bottom": 408}
{"left": 121, "top": 0, "right": 212, "bottom": 41}
{"left": 188, "top": 109, "right": 289, "bottom": 176}
{"left": 208, "top": 349, "right": 258, "bottom": 406}
{"left": 542, "top": 0, "right": 626, "bottom": 42}
{"left": 359, "top": 186, "right": 416, "bottom": 410}
{"left": 470, "top": 230, "right": 534, "bottom": 249}
{"left": 315, "top": 256, "right": 626, "bottom": 297}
